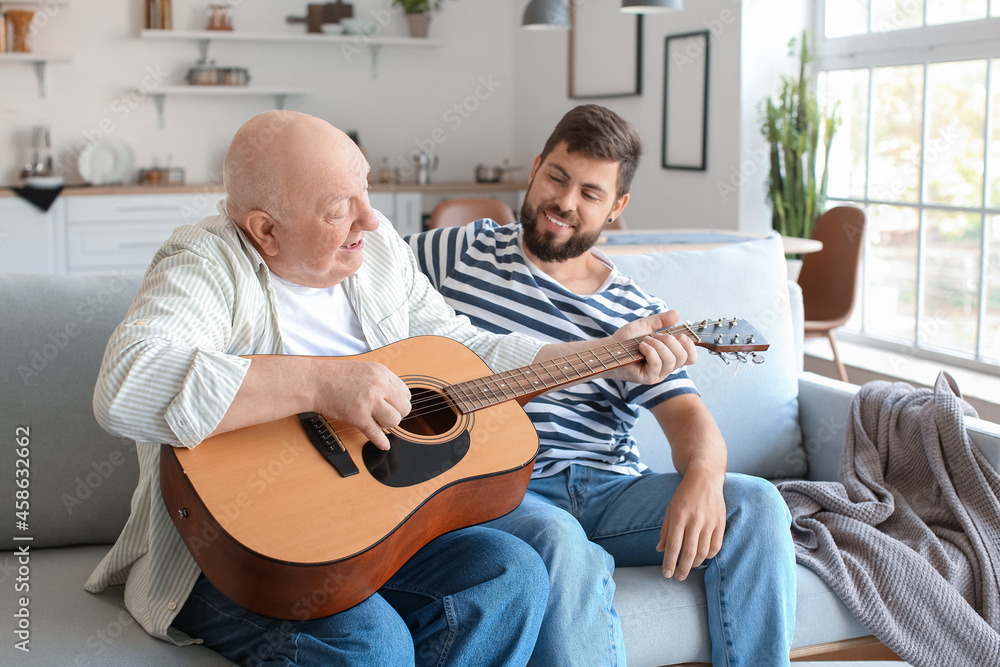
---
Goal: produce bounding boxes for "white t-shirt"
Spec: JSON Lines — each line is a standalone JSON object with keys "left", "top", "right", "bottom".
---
{"left": 268, "top": 271, "right": 369, "bottom": 357}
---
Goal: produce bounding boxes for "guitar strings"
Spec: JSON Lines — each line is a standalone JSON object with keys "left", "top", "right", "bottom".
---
{"left": 404, "top": 324, "right": 693, "bottom": 412}
{"left": 322, "top": 322, "right": 720, "bottom": 441}
{"left": 323, "top": 336, "right": 653, "bottom": 442}
{"left": 397, "top": 321, "right": 716, "bottom": 415}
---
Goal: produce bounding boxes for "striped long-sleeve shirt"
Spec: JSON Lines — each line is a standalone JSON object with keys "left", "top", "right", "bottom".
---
{"left": 84, "top": 201, "right": 545, "bottom": 645}
{"left": 407, "top": 220, "right": 698, "bottom": 479}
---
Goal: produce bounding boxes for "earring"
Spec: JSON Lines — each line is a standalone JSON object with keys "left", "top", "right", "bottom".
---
{"left": 607, "top": 218, "right": 614, "bottom": 224}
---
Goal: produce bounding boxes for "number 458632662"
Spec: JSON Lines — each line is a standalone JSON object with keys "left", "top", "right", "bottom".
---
{"left": 15, "top": 427, "right": 30, "bottom": 527}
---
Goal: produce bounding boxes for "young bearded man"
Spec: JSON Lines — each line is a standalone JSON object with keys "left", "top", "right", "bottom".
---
{"left": 85, "top": 110, "right": 690, "bottom": 667}
{"left": 407, "top": 105, "right": 797, "bottom": 667}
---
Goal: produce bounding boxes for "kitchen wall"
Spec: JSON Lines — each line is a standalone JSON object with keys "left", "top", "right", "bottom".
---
{"left": 1, "top": 0, "right": 518, "bottom": 187}
{"left": 1, "top": 0, "right": 806, "bottom": 231}
{"left": 510, "top": 0, "right": 808, "bottom": 233}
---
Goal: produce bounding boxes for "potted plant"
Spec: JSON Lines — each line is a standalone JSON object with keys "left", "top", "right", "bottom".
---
{"left": 392, "top": 0, "right": 449, "bottom": 38}
{"left": 761, "top": 31, "right": 840, "bottom": 258}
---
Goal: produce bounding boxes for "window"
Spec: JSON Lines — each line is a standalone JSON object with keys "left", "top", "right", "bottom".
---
{"left": 816, "top": 4, "right": 1000, "bottom": 371}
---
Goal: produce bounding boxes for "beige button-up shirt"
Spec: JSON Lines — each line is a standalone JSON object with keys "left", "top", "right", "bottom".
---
{"left": 84, "top": 201, "right": 544, "bottom": 645}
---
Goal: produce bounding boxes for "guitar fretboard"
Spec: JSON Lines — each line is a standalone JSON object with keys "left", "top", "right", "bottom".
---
{"left": 443, "top": 325, "right": 699, "bottom": 413}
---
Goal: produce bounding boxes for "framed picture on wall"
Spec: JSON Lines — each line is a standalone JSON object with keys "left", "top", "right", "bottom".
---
{"left": 568, "top": 2, "right": 643, "bottom": 99}
{"left": 662, "top": 30, "right": 710, "bottom": 170}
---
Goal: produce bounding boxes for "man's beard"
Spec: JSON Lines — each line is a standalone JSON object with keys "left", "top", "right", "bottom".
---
{"left": 520, "top": 199, "right": 604, "bottom": 263}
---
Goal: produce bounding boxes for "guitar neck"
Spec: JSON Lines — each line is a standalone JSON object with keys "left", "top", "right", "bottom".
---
{"left": 444, "top": 324, "right": 698, "bottom": 413}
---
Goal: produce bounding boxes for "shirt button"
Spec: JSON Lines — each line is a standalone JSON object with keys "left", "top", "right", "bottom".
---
{"left": 167, "top": 602, "right": 177, "bottom": 611}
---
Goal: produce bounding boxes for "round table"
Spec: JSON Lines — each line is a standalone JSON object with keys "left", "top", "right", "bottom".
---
{"left": 596, "top": 229, "right": 822, "bottom": 255}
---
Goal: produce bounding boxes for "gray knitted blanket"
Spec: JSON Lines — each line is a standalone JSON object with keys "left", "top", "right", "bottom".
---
{"left": 778, "top": 372, "right": 1000, "bottom": 667}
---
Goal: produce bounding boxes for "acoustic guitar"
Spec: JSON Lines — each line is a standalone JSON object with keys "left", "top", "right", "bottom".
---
{"left": 160, "top": 318, "right": 767, "bottom": 620}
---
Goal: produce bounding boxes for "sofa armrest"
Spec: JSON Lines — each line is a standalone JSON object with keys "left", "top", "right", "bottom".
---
{"left": 968, "top": 415, "right": 1000, "bottom": 473}
{"left": 798, "top": 372, "right": 858, "bottom": 482}
{"left": 797, "top": 371, "right": 1000, "bottom": 482}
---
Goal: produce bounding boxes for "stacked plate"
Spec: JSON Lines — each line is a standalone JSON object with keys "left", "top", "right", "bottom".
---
{"left": 78, "top": 137, "right": 134, "bottom": 186}
{"left": 22, "top": 175, "right": 64, "bottom": 189}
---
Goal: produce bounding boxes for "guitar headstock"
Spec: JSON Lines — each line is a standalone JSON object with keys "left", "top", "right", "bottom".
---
{"left": 684, "top": 318, "right": 768, "bottom": 366}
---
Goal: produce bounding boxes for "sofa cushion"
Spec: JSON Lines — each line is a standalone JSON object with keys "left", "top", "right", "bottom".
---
{"left": 612, "top": 234, "right": 806, "bottom": 478}
{"left": 613, "top": 563, "right": 870, "bottom": 667}
{"left": 0, "top": 274, "right": 143, "bottom": 549}
{"left": 0, "top": 545, "right": 233, "bottom": 665}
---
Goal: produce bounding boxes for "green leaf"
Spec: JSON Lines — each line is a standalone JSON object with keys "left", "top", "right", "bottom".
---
{"left": 758, "top": 29, "right": 839, "bottom": 239}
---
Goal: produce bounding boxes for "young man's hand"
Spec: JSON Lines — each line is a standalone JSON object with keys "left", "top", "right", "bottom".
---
{"left": 656, "top": 465, "right": 726, "bottom": 580}
{"left": 604, "top": 310, "right": 698, "bottom": 384}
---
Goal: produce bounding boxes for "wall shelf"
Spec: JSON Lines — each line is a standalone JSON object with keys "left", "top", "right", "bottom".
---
{"left": 139, "top": 29, "right": 443, "bottom": 79}
{"left": 0, "top": 53, "right": 71, "bottom": 97}
{"left": 144, "top": 86, "right": 312, "bottom": 128}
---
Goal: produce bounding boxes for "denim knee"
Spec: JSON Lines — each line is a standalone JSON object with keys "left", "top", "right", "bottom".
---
{"left": 460, "top": 527, "right": 549, "bottom": 602}
{"left": 725, "top": 474, "right": 793, "bottom": 535}
{"left": 524, "top": 507, "right": 613, "bottom": 574}
{"left": 269, "top": 619, "right": 414, "bottom": 667}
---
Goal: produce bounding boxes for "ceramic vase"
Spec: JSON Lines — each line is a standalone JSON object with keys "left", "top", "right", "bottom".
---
{"left": 406, "top": 13, "right": 431, "bottom": 38}
{"left": 7, "top": 10, "right": 35, "bottom": 53}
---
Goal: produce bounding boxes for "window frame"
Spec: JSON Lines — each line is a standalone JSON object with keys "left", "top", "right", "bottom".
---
{"left": 815, "top": 3, "right": 1000, "bottom": 373}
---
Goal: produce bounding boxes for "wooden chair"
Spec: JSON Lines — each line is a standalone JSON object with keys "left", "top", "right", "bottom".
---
{"left": 428, "top": 198, "right": 516, "bottom": 229}
{"left": 798, "top": 206, "right": 867, "bottom": 383}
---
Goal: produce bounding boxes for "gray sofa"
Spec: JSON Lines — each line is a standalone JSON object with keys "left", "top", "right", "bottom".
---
{"left": 2, "top": 233, "right": 998, "bottom": 667}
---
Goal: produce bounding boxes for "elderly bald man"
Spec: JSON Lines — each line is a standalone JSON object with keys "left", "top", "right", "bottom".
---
{"left": 85, "top": 111, "right": 693, "bottom": 666}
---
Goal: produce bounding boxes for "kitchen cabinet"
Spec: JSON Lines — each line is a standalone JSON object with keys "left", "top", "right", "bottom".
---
{"left": 368, "top": 192, "right": 421, "bottom": 237}
{"left": 64, "top": 192, "right": 226, "bottom": 275}
{"left": 394, "top": 192, "right": 423, "bottom": 236}
{"left": 369, "top": 192, "right": 394, "bottom": 225}
{"left": 0, "top": 197, "right": 59, "bottom": 274}
{"left": 0, "top": 183, "right": 526, "bottom": 275}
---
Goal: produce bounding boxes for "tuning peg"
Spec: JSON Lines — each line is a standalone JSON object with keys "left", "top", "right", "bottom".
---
{"left": 751, "top": 353, "right": 765, "bottom": 365}
{"left": 711, "top": 350, "right": 731, "bottom": 365}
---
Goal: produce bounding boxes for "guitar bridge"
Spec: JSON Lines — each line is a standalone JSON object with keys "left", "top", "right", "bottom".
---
{"left": 299, "top": 412, "right": 359, "bottom": 478}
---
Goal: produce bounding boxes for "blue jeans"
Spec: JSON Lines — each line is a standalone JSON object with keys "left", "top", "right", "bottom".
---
{"left": 486, "top": 465, "right": 796, "bottom": 667}
{"left": 172, "top": 526, "right": 548, "bottom": 667}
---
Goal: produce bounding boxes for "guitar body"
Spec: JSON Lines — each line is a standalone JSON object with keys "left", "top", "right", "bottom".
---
{"left": 160, "top": 336, "right": 538, "bottom": 620}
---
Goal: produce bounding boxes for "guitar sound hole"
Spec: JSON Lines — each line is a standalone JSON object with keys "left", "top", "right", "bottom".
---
{"left": 362, "top": 387, "right": 469, "bottom": 488}
{"left": 398, "top": 387, "right": 457, "bottom": 437}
